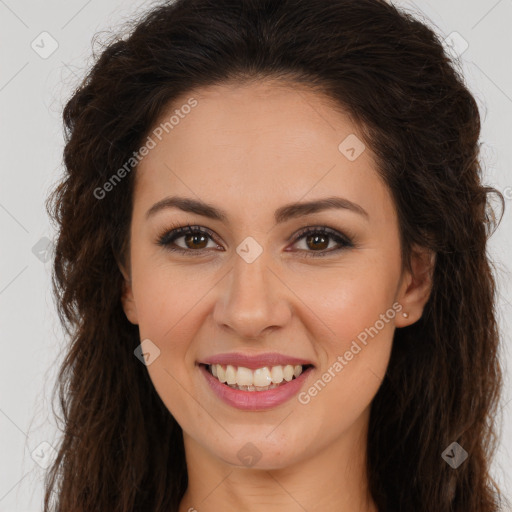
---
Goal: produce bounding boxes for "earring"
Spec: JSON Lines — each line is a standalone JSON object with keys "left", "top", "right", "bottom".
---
{"left": 402, "top": 312, "right": 409, "bottom": 318}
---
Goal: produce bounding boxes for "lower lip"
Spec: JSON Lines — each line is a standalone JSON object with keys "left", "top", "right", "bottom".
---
{"left": 199, "top": 364, "right": 314, "bottom": 411}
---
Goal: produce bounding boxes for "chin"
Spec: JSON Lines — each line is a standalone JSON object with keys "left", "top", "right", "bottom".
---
{"left": 209, "top": 430, "right": 305, "bottom": 470}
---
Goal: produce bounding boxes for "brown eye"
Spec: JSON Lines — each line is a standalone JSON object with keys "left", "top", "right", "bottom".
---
{"left": 304, "top": 232, "right": 329, "bottom": 251}
{"left": 182, "top": 232, "right": 209, "bottom": 250}
{"left": 291, "top": 226, "right": 353, "bottom": 258}
{"left": 157, "top": 224, "right": 220, "bottom": 255}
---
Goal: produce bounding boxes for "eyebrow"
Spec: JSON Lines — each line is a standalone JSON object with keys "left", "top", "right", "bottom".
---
{"left": 145, "top": 195, "right": 369, "bottom": 223}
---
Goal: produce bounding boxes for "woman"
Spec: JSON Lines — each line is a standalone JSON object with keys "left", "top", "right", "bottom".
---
{"left": 44, "top": 0, "right": 507, "bottom": 510}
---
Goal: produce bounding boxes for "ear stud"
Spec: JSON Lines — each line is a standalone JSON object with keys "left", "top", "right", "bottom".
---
{"left": 402, "top": 312, "right": 409, "bottom": 318}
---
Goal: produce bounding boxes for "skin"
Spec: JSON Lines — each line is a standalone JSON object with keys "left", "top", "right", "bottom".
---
{"left": 119, "top": 79, "right": 435, "bottom": 512}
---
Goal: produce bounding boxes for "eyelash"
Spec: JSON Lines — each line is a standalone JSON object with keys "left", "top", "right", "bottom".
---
{"left": 156, "top": 222, "right": 354, "bottom": 258}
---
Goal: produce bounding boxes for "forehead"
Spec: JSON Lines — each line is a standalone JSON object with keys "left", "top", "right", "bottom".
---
{"left": 144, "top": 79, "right": 363, "bottom": 160}
{"left": 133, "top": 80, "right": 394, "bottom": 225}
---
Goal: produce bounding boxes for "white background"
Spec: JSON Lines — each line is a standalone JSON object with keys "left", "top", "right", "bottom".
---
{"left": 0, "top": 0, "right": 511, "bottom": 510}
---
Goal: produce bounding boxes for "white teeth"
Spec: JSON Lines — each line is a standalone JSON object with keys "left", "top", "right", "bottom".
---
{"left": 217, "top": 365, "right": 226, "bottom": 383}
{"left": 270, "top": 365, "right": 284, "bottom": 383}
{"left": 253, "top": 367, "right": 272, "bottom": 387}
{"left": 283, "top": 365, "right": 294, "bottom": 382}
{"left": 208, "top": 363, "right": 308, "bottom": 388}
{"left": 236, "top": 366, "right": 253, "bottom": 386}
{"left": 225, "top": 364, "right": 237, "bottom": 385}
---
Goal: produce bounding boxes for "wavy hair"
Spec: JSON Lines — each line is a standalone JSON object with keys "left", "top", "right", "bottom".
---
{"left": 44, "top": 0, "right": 506, "bottom": 510}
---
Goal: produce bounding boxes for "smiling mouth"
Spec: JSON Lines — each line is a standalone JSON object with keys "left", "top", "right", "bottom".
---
{"left": 200, "top": 363, "right": 314, "bottom": 392}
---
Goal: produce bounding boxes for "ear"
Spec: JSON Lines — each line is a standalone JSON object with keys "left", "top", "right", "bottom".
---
{"left": 119, "top": 263, "right": 139, "bottom": 325}
{"left": 395, "top": 245, "right": 436, "bottom": 327}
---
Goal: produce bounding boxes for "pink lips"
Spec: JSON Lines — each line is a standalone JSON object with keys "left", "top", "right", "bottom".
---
{"left": 198, "top": 353, "right": 315, "bottom": 411}
{"left": 200, "top": 352, "right": 314, "bottom": 370}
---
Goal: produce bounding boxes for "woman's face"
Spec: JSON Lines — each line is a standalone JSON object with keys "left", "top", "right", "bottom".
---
{"left": 120, "top": 80, "right": 433, "bottom": 471}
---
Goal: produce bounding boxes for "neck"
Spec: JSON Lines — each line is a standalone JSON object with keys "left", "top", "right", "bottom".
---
{"left": 178, "top": 408, "right": 378, "bottom": 512}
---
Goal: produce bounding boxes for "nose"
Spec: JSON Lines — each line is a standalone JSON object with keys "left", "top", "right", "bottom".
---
{"left": 212, "top": 246, "right": 292, "bottom": 341}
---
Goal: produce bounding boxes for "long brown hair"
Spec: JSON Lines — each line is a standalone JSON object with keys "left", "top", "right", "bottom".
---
{"left": 44, "top": 0, "right": 507, "bottom": 510}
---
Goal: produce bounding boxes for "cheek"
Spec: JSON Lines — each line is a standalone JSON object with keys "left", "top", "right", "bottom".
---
{"left": 288, "top": 259, "right": 398, "bottom": 407}
{"left": 133, "top": 268, "right": 203, "bottom": 423}
{"left": 288, "top": 255, "right": 399, "bottom": 348}
{"left": 325, "top": 281, "right": 397, "bottom": 355}
{"left": 130, "top": 267, "right": 203, "bottom": 422}
{"left": 132, "top": 255, "right": 206, "bottom": 343}
{"left": 293, "top": 289, "right": 395, "bottom": 442}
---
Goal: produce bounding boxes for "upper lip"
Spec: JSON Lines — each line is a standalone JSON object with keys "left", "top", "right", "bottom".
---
{"left": 200, "top": 352, "right": 315, "bottom": 370}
